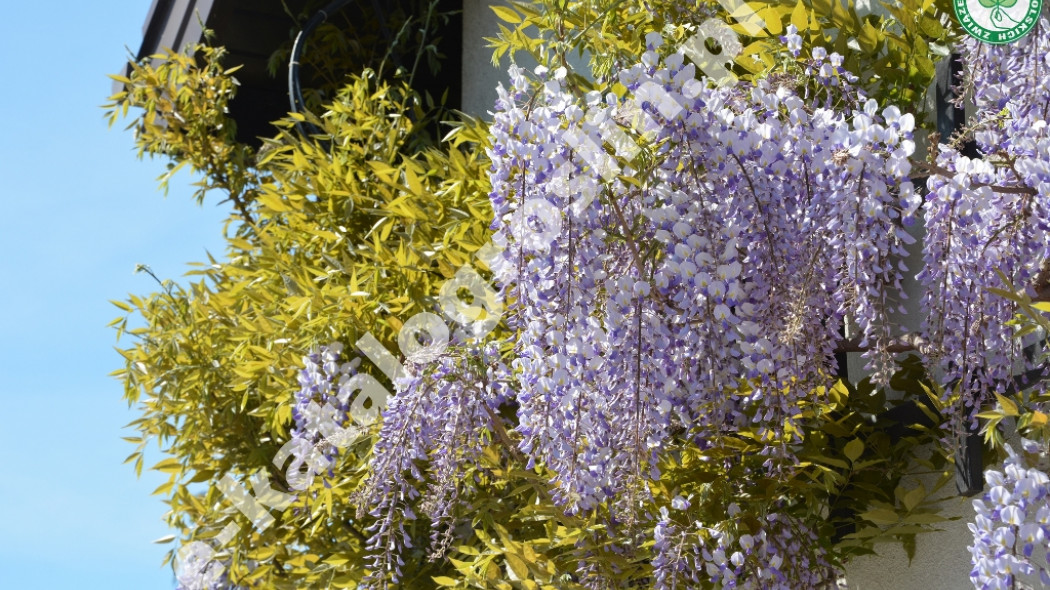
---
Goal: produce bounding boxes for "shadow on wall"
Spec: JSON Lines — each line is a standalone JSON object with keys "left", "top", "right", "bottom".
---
{"left": 461, "top": 0, "right": 588, "bottom": 117}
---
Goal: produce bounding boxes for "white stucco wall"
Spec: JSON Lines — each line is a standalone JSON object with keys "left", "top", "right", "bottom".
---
{"left": 461, "top": 0, "right": 586, "bottom": 116}
{"left": 461, "top": 0, "right": 505, "bottom": 116}
{"left": 458, "top": 3, "right": 980, "bottom": 587}
{"left": 844, "top": 493, "right": 975, "bottom": 589}
{"left": 843, "top": 56, "right": 978, "bottom": 588}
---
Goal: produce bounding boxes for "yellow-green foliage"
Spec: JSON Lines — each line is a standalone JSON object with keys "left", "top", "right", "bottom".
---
{"left": 107, "top": 42, "right": 498, "bottom": 587}
{"left": 741, "top": 0, "right": 961, "bottom": 109}
{"left": 107, "top": 43, "right": 257, "bottom": 214}
{"left": 487, "top": 0, "right": 961, "bottom": 124}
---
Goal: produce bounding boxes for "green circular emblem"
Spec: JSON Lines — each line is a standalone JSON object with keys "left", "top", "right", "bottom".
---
{"left": 955, "top": 0, "right": 1043, "bottom": 43}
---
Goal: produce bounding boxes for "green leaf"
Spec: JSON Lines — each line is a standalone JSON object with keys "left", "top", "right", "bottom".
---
{"left": 902, "top": 484, "right": 924, "bottom": 512}
{"left": 110, "top": 299, "right": 133, "bottom": 312}
{"left": 504, "top": 552, "right": 530, "bottom": 580}
{"left": 902, "top": 534, "right": 917, "bottom": 562}
{"left": 858, "top": 21, "right": 880, "bottom": 52}
{"left": 902, "top": 512, "right": 947, "bottom": 524}
{"left": 861, "top": 508, "right": 900, "bottom": 525}
{"left": 152, "top": 479, "right": 175, "bottom": 496}
{"left": 808, "top": 453, "right": 850, "bottom": 470}
{"left": 919, "top": 15, "right": 944, "bottom": 37}
{"left": 152, "top": 458, "right": 182, "bottom": 473}
{"left": 491, "top": 5, "right": 522, "bottom": 24}
{"left": 995, "top": 393, "right": 1019, "bottom": 417}
{"left": 988, "top": 286, "right": 1025, "bottom": 303}
{"left": 844, "top": 438, "right": 865, "bottom": 463}
{"left": 791, "top": 0, "right": 810, "bottom": 31}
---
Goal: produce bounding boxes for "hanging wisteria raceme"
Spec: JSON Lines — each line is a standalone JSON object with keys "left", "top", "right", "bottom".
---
{"left": 652, "top": 501, "right": 837, "bottom": 589}
{"left": 285, "top": 342, "right": 363, "bottom": 488}
{"left": 486, "top": 33, "right": 919, "bottom": 515}
{"left": 175, "top": 554, "right": 226, "bottom": 590}
{"left": 176, "top": 554, "right": 255, "bottom": 590}
{"left": 920, "top": 17, "right": 1050, "bottom": 417}
{"left": 488, "top": 63, "right": 655, "bottom": 514}
{"left": 356, "top": 343, "right": 510, "bottom": 589}
{"left": 969, "top": 442, "right": 1050, "bottom": 589}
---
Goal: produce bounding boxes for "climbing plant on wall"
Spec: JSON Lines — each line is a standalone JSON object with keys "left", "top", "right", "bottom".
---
{"left": 107, "top": 1, "right": 1050, "bottom": 589}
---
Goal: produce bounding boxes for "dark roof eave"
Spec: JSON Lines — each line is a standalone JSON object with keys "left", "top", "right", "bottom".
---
{"left": 113, "top": 0, "right": 217, "bottom": 94}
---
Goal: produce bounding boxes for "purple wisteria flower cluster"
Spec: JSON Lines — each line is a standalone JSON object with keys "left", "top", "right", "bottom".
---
{"left": 355, "top": 343, "right": 510, "bottom": 588}
{"left": 486, "top": 33, "right": 918, "bottom": 517}
{"left": 176, "top": 553, "right": 255, "bottom": 590}
{"left": 781, "top": 24, "right": 803, "bottom": 57}
{"left": 653, "top": 502, "right": 837, "bottom": 589}
{"left": 286, "top": 342, "right": 363, "bottom": 487}
{"left": 969, "top": 442, "right": 1050, "bottom": 589}
{"left": 920, "top": 18, "right": 1050, "bottom": 418}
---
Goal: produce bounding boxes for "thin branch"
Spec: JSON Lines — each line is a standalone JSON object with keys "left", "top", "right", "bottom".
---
{"left": 481, "top": 403, "right": 526, "bottom": 462}
{"left": 220, "top": 190, "right": 255, "bottom": 225}
{"left": 834, "top": 333, "right": 928, "bottom": 354}
{"left": 1033, "top": 259, "right": 1050, "bottom": 302}
{"left": 606, "top": 189, "right": 648, "bottom": 280}
{"left": 342, "top": 519, "right": 368, "bottom": 543}
{"left": 911, "top": 160, "right": 1038, "bottom": 195}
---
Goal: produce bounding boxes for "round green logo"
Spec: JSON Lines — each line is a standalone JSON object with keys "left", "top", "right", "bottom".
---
{"left": 954, "top": 0, "right": 1044, "bottom": 43}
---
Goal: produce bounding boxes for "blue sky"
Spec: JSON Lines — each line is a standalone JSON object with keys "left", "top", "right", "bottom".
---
{"left": 0, "top": 2, "right": 230, "bottom": 588}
